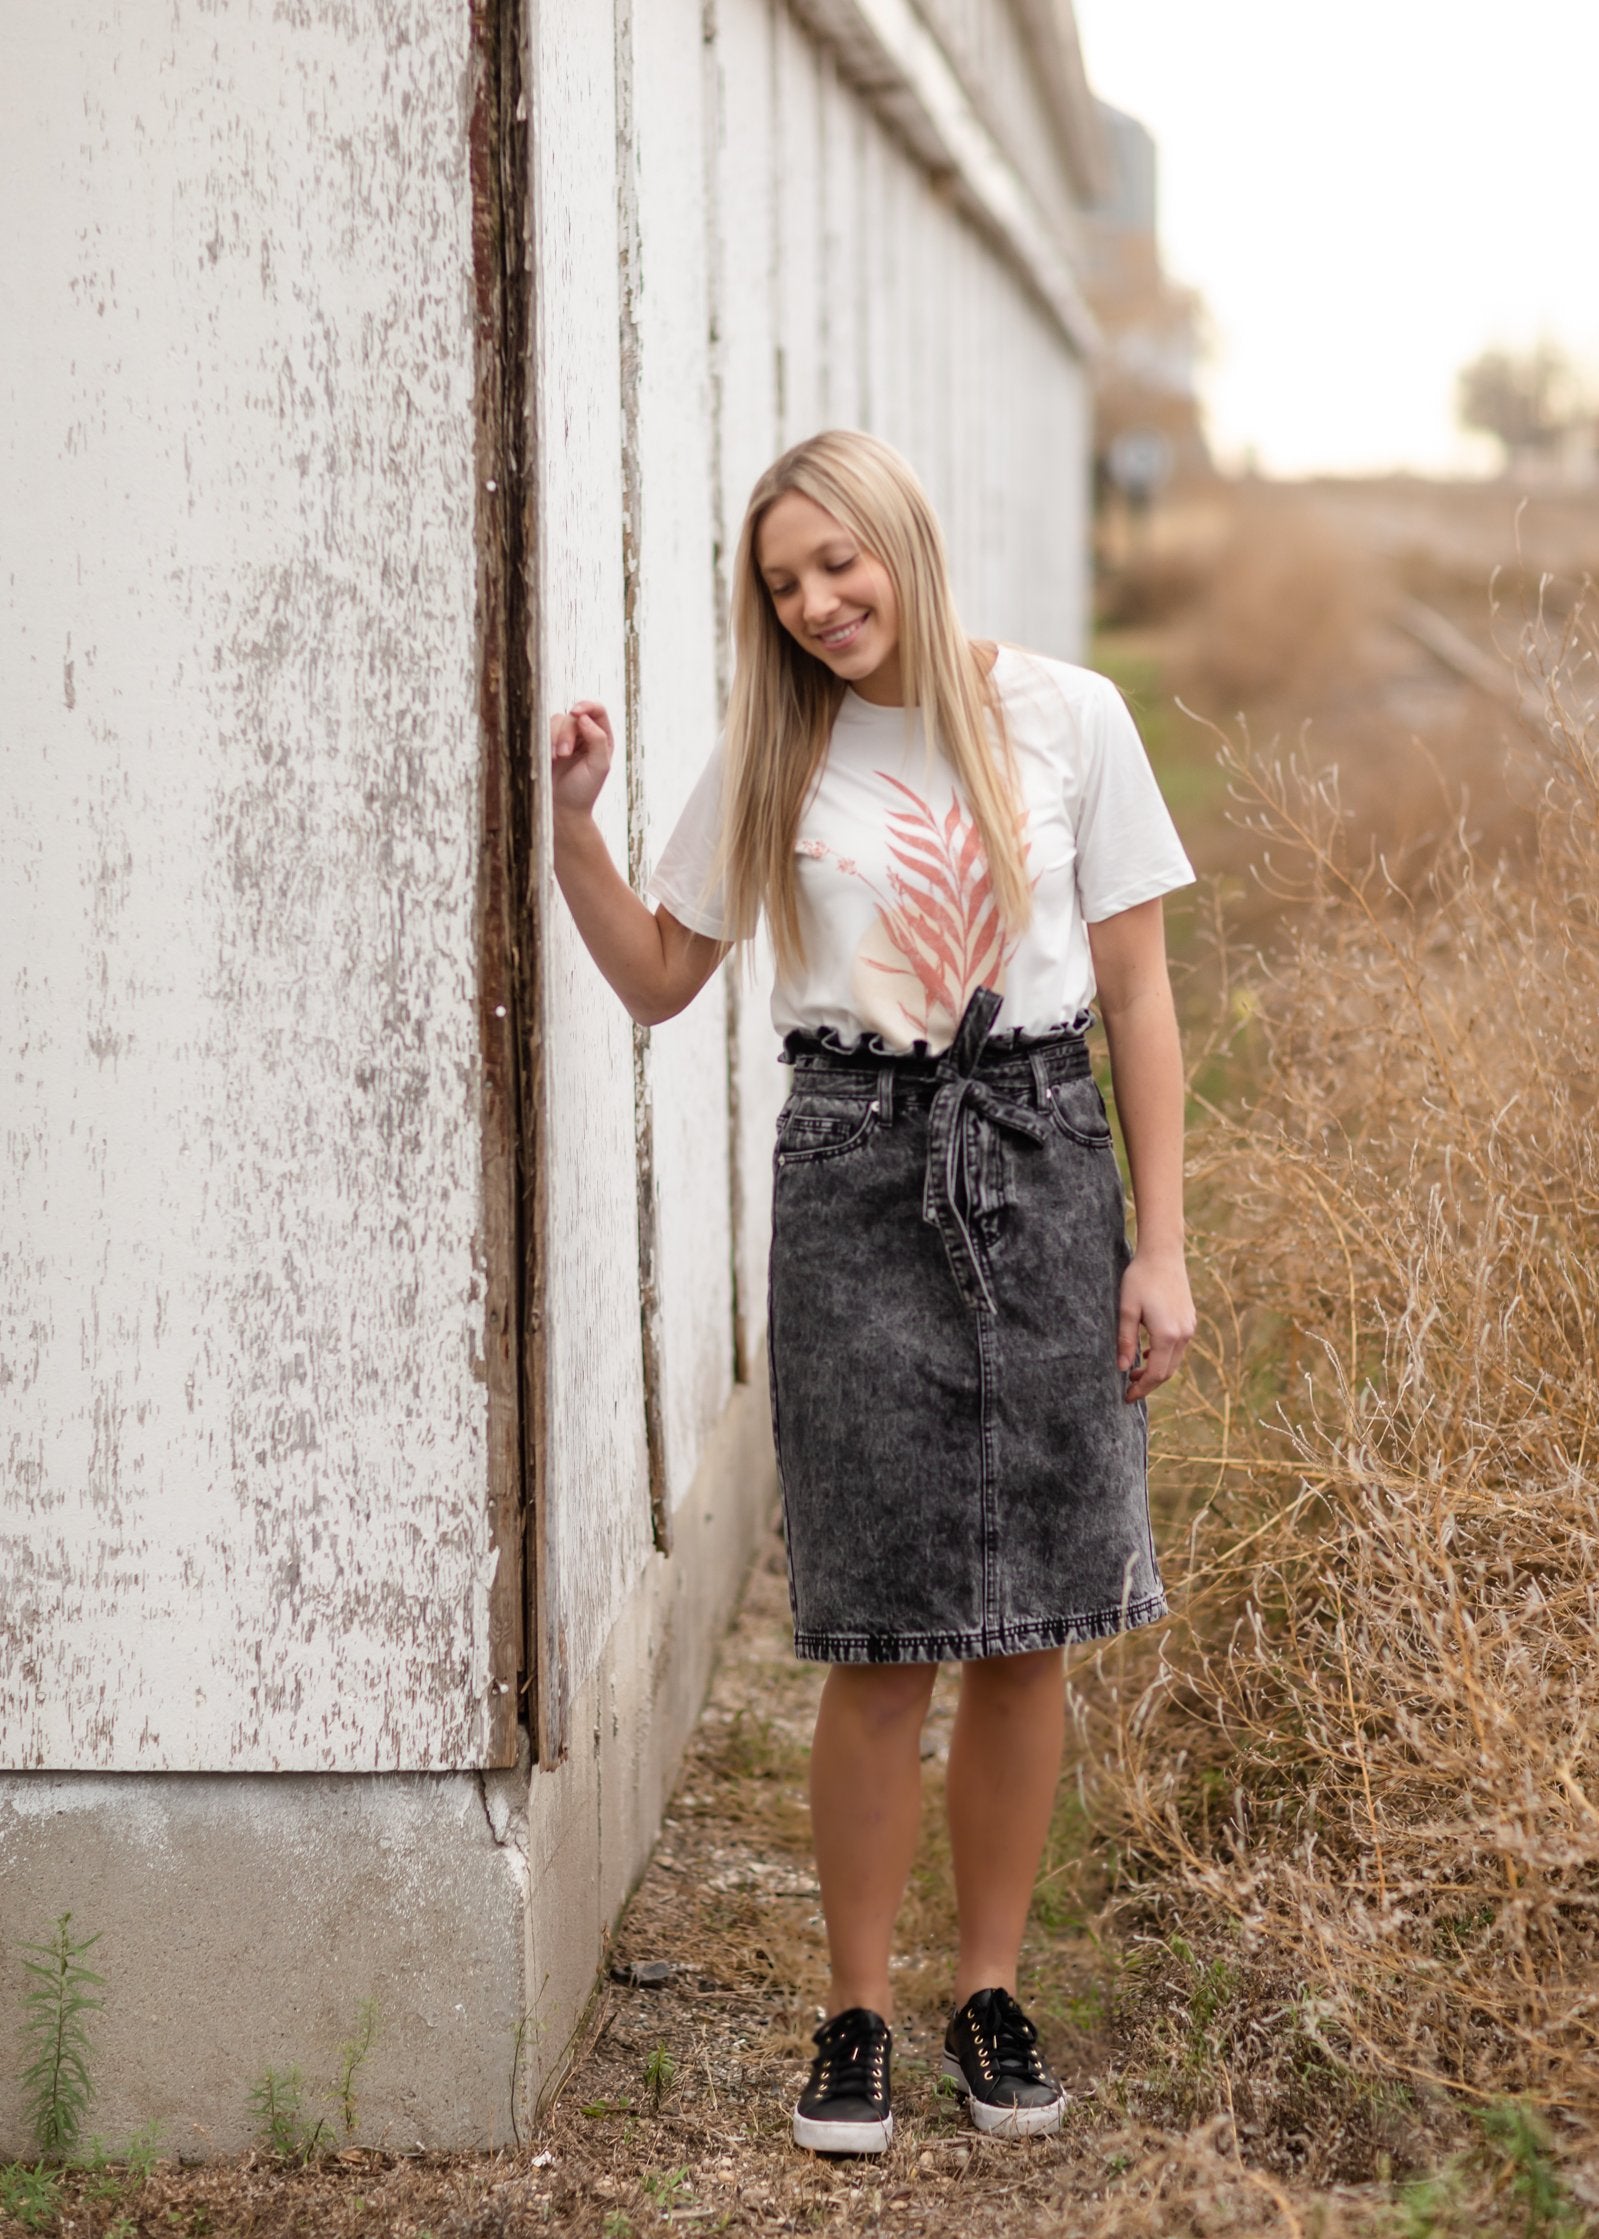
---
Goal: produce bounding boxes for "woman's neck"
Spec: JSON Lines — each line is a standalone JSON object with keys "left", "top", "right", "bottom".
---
{"left": 848, "top": 637, "right": 999, "bottom": 709}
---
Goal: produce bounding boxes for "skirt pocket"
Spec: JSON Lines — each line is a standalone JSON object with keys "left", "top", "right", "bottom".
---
{"left": 775, "top": 1090, "right": 880, "bottom": 1167}
{"left": 1047, "top": 1073, "right": 1115, "bottom": 1150}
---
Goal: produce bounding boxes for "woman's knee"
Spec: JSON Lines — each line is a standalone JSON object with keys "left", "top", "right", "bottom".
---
{"left": 822, "top": 1661, "right": 938, "bottom": 1734}
{"left": 958, "top": 1647, "right": 1064, "bottom": 1708}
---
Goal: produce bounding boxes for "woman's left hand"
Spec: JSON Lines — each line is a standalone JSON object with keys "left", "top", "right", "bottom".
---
{"left": 1117, "top": 1246, "right": 1195, "bottom": 1402}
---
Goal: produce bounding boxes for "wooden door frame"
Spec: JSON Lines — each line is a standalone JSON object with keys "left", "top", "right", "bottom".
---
{"left": 469, "top": 0, "right": 547, "bottom": 1769}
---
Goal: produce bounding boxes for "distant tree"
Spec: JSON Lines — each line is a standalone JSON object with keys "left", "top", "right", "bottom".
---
{"left": 1456, "top": 342, "right": 1586, "bottom": 462}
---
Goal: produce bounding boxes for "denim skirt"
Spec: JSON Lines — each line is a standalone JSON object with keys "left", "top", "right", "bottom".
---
{"left": 766, "top": 985, "right": 1166, "bottom": 1664}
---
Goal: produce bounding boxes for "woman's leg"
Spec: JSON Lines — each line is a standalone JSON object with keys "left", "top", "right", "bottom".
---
{"left": 809, "top": 1661, "right": 939, "bottom": 2019}
{"left": 945, "top": 1648, "right": 1066, "bottom": 2004}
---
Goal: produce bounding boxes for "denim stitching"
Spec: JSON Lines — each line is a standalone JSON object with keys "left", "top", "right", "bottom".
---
{"left": 792, "top": 1593, "right": 1169, "bottom": 1665}
{"left": 977, "top": 1309, "right": 1000, "bottom": 1639}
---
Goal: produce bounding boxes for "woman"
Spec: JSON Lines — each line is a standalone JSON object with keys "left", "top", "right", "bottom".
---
{"left": 549, "top": 429, "right": 1195, "bottom": 2155}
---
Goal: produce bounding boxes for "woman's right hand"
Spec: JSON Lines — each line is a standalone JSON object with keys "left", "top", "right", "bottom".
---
{"left": 549, "top": 699, "right": 616, "bottom": 818}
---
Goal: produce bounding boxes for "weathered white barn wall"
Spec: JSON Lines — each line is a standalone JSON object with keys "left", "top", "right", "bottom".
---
{"left": 0, "top": 0, "right": 513, "bottom": 1773}
{"left": 0, "top": 1387, "right": 774, "bottom": 2155}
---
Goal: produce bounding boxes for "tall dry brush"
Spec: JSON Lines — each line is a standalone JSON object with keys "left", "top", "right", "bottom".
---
{"left": 1081, "top": 594, "right": 1599, "bottom": 2159}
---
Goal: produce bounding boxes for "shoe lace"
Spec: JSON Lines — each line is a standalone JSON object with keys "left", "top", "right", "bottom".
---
{"left": 988, "top": 1989, "right": 1047, "bottom": 2081}
{"left": 810, "top": 2009, "right": 888, "bottom": 2101}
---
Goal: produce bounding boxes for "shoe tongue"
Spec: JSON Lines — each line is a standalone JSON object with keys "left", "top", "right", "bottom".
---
{"left": 820, "top": 2005, "right": 884, "bottom": 2042}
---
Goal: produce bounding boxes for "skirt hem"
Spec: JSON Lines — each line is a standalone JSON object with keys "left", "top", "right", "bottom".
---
{"left": 792, "top": 1592, "right": 1169, "bottom": 1666}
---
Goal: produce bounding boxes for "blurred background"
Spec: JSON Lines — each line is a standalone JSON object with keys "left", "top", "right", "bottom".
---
{"left": 1071, "top": 0, "right": 1596, "bottom": 962}
{"left": 1076, "top": 0, "right": 1599, "bottom": 480}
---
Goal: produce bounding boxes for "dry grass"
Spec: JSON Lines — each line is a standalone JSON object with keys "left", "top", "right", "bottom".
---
{"left": 1067, "top": 585, "right": 1599, "bottom": 2220}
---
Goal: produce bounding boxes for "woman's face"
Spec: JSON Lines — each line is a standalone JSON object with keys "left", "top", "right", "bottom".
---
{"left": 755, "top": 491, "right": 903, "bottom": 703}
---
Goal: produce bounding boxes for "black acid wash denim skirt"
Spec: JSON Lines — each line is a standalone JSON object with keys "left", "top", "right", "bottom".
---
{"left": 766, "top": 985, "right": 1166, "bottom": 1665}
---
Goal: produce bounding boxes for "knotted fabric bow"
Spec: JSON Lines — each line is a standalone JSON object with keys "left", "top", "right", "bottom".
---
{"left": 922, "top": 987, "right": 1050, "bottom": 1313}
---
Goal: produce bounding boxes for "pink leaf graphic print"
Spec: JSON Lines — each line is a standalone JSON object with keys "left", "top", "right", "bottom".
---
{"left": 843, "top": 774, "right": 1030, "bottom": 1041}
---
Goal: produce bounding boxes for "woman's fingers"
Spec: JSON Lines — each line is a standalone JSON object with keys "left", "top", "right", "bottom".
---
{"left": 550, "top": 703, "right": 613, "bottom": 761}
{"left": 1116, "top": 1288, "right": 1142, "bottom": 1375}
{"left": 1126, "top": 1325, "right": 1188, "bottom": 1400}
{"left": 1118, "top": 1262, "right": 1195, "bottom": 1400}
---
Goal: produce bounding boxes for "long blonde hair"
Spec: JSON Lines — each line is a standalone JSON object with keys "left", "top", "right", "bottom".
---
{"left": 716, "top": 429, "right": 1031, "bottom": 980}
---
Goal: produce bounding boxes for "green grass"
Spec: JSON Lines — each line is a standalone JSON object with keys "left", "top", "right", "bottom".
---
{"left": 1092, "top": 638, "right": 1229, "bottom": 829}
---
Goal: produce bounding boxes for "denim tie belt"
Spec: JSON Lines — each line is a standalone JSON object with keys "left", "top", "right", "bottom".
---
{"left": 923, "top": 988, "right": 1051, "bottom": 1314}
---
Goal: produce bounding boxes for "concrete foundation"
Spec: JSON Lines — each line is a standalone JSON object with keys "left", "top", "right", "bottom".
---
{"left": 0, "top": 1385, "right": 776, "bottom": 2159}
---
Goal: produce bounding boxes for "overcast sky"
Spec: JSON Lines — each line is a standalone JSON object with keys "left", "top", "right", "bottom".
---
{"left": 1071, "top": 0, "right": 1599, "bottom": 477}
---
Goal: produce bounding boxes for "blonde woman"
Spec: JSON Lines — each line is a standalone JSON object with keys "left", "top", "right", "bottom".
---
{"left": 550, "top": 429, "right": 1195, "bottom": 2155}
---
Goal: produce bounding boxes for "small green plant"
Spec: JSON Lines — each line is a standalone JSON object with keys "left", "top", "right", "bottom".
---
{"left": 0, "top": 2162, "right": 63, "bottom": 2232}
{"left": 160, "top": 2207, "right": 213, "bottom": 2234}
{"left": 77, "top": 2118, "right": 163, "bottom": 2202}
{"left": 1395, "top": 2172, "right": 1458, "bottom": 2238}
{"left": 245, "top": 2064, "right": 328, "bottom": 2162}
{"left": 122, "top": 2117, "right": 164, "bottom": 2179}
{"left": 642, "top": 2042, "right": 676, "bottom": 2110}
{"left": 18, "top": 1910, "right": 105, "bottom": 2159}
{"left": 640, "top": 2164, "right": 689, "bottom": 2206}
{"left": 602, "top": 2214, "right": 633, "bottom": 2239}
{"left": 1477, "top": 2100, "right": 1580, "bottom": 2238}
{"left": 335, "top": 1997, "right": 380, "bottom": 2139}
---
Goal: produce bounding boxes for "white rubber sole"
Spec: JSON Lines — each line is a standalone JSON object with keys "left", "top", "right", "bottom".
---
{"left": 939, "top": 2054, "right": 1066, "bottom": 2137}
{"left": 792, "top": 2106, "right": 894, "bottom": 2155}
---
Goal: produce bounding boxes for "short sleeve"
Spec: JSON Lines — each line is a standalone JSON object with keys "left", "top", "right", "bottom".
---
{"left": 644, "top": 739, "right": 756, "bottom": 941}
{"left": 1071, "top": 673, "right": 1196, "bottom": 923}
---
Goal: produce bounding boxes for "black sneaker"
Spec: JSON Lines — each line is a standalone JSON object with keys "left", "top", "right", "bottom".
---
{"left": 791, "top": 2006, "right": 894, "bottom": 2154}
{"left": 940, "top": 1986, "right": 1066, "bottom": 2136}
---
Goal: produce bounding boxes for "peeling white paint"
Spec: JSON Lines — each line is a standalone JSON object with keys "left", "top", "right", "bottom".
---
{"left": 1, "top": 1, "right": 492, "bottom": 1771}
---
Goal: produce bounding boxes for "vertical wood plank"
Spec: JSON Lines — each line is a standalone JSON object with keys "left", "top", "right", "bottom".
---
{"left": 704, "top": 0, "right": 784, "bottom": 1382}
{"left": 614, "top": 0, "right": 672, "bottom": 1555}
{"left": 524, "top": 0, "right": 652, "bottom": 1758}
{"left": 728, "top": 0, "right": 794, "bottom": 1336}
{"left": 631, "top": 0, "right": 737, "bottom": 1503}
{"left": 773, "top": 12, "right": 823, "bottom": 446}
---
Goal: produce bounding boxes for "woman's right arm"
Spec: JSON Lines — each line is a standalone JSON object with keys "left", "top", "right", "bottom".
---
{"left": 550, "top": 699, "right": 729, "bottom": 1027}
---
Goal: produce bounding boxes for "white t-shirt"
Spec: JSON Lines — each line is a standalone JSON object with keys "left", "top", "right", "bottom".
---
{"left": 645, "top": 642, "right": 1196, "bottom": 1054}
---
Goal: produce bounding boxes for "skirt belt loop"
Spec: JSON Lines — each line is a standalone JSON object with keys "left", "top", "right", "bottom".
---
{"left": 875, "top": 1064, "right": 895, "bottom": 1124}
{"left": 1028, "top": 1049, "right": 1051, "bottom": 1110}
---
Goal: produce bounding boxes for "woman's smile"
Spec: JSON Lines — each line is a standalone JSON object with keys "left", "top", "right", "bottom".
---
{"left": 755, "top": 488, "right": 905, "bottom": 702}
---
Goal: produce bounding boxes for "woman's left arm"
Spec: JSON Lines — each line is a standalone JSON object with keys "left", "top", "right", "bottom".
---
{"left": 1087, "top": 897, "right": 1196, "bottom": 1403}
